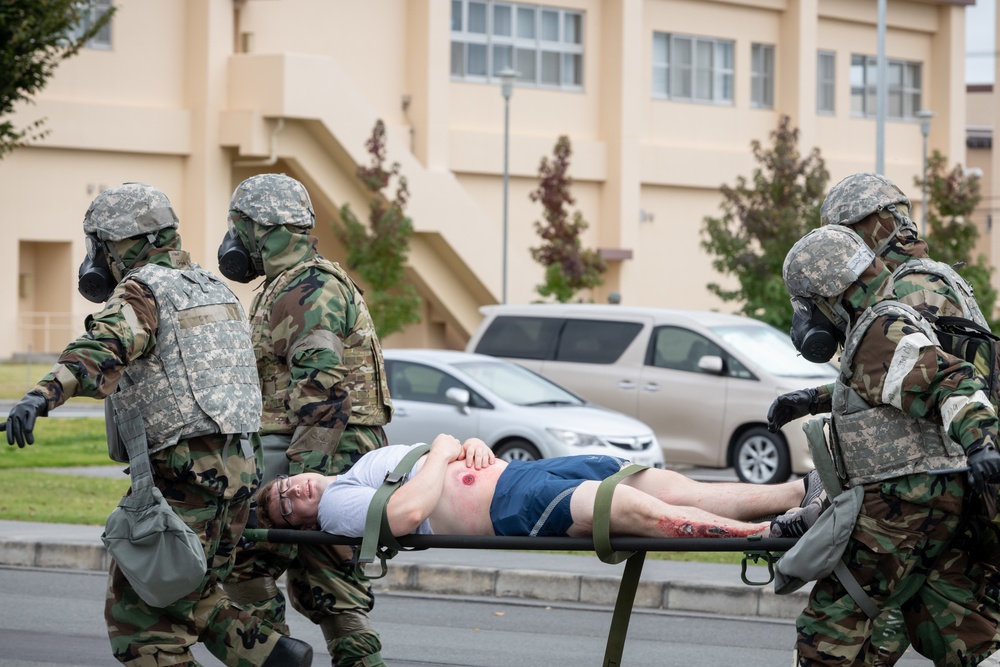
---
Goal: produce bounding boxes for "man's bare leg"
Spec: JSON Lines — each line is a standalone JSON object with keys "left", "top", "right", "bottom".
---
{"left": 621, "top": 468, "right": 804, "bottom": 521}
{"left": 567, "top": 480, "right": 772, "bottom": 539}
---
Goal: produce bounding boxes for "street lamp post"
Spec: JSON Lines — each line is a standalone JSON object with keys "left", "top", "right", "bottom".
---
{"left": 916, "top": 109, "right": 935, "bottom": 235}
{"left": 498, "top": 67, "right": 519, "bottom": 304}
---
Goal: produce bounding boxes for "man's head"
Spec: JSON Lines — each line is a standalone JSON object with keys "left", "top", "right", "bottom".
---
{"left": 79, "top": 182, "right": 181, "bottom": 303}
{"left": 820, "top": 172, "right": 923, "bottom": 269}
{"left": 783, "top": 225, "right": 894, "bottom": 362}
{"left": 218, "top": 173, "right": 315, "bottom": 282}
{"left": 256, "top": 472, "right": 329, "bottom": 530}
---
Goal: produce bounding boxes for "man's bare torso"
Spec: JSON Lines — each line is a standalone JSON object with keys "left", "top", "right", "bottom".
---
{"left": 418, "top": 457, "right": 508, "bottom": 535}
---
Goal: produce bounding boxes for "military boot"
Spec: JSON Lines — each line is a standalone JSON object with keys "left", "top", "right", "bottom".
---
{"left": 261, "top": 636, "right": 313, "bottom": 667}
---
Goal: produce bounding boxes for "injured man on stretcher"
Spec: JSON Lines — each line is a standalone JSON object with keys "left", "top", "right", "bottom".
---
{"left": 256, "top": 434, "right": 825, "bottom": 539}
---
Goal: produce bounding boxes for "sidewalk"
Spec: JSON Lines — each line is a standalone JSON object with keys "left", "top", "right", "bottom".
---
{"left": 0, "top": 516, "right": 810, "bottom": 620}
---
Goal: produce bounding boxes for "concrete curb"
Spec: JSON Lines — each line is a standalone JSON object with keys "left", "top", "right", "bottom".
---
{"left": 0, "top": 531, "right": 810, "bottom": 620}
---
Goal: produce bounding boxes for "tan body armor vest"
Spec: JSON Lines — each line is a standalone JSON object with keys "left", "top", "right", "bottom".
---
{"left": 893, "top": 257, "right": 988, "bottom": 327}
{"left": 110, "top": 264, "right": 262, "bottom": 454}
{"left": 832, "top": 300, "right": 967, "bottom": 486}
{"left": 251, "top": 257, "right": 391, "bottom": 435}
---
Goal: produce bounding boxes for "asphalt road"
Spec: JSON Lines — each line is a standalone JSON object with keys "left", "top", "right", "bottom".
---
{"left": 0, "top": 567, "right": 933, "bottom": 666}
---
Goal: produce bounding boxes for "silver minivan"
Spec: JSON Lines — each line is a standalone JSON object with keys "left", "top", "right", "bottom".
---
{"left": 465, "top": 304, "right": 838, "bottom": 484}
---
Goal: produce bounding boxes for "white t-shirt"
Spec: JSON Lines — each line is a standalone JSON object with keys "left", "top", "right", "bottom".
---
{"left": 317, "top": 444, "right": 433, "bottom": 537}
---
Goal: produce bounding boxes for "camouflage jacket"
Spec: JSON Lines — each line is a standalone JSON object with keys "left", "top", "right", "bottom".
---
{"left": 841, "top": 306, "right": 996, "bottom": 464}
{"left": 249, "top": 228, "right": 391, "bottom": 457}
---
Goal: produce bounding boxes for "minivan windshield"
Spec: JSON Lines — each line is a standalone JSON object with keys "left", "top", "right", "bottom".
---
{"left": 455, "top": 360, "right": 583, "bottom": 406}
{"left": 710, "top": 324, "right": 839, "bottom": 379}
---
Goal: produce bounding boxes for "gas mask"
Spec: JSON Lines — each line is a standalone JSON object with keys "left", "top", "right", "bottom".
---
{"left": 218, "top": 214, "right": 263, "bottom": 283}
{"left": 789, "top": 297, "right": 844, "bottom": 364}
{"left": 78, "top": 234, "right": 116, "bottom": 303}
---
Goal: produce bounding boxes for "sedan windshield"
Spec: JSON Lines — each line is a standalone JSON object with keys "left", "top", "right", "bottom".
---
{"left": 710, "top": 324, "right": 839, "bottom": 379}
{"left": 454, "top": 361, "right": 583, "bottom": 406}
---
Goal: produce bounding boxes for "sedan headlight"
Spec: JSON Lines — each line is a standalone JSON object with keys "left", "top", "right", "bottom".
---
{"left": 547, "top": 428, "right": 605, "bottom": 448}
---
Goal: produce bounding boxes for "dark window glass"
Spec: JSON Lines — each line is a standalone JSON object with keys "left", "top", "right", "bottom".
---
{"left": 474, "top": 316, "right": 563, "bottom": 360}
{"left": 387, "top": 360, "right": 476, "bottom": 405}
{"left": 648, "top": 326, "right": 722, "bottom": 373}
{"left": 555, "top": 319, "right": 643, "bottom": 364}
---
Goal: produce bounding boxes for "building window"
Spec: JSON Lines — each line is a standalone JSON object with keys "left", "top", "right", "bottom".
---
{"left": 817, "top": 51, "right": 835, "bottom": 114}
{"left": 451, "top": 1, "right": 584, "bottom": 90}
{"left": 751, "top": 43, "right": 774, "bottom": 108}
{"left": 652, "top": 32, "right": 734, "bottom": 105}
{"left": 850, "top": 54, "right": 922, "bottom": 119}
{"left": 69, "top": 0, "right": 113, "bottom": 50}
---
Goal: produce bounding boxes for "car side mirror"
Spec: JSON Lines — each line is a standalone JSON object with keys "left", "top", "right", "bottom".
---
{"left": 697, "top": 355, "right": 724, "bottom": 375}
{"left": 444, "top": 387, "right": 472, "bottom": 414}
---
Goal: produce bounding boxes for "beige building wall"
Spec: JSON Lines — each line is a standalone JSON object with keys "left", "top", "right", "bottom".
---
{"left": 0, "top": 0, "right": 975, "bottom": 358}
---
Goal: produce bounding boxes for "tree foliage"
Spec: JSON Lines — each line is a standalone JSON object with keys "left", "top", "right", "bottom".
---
{"left": 916, "top": 150, "right": 998, "bottom": 327}
{"left": 0, "top": 0, "right": 115, "bottom": 159}
{"left": 529, "top": 135, "right": 606, "bottom": 302}
{"left": 700, "top": 115, "right": 829, "bottom": 332}
{"left": 333, "top": 120, "right": 422, "bottom": 337}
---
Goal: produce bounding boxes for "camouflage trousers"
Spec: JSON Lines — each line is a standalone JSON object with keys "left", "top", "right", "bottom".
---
{"left": 225, "top": 428, "right": 386, "bottom": 667}
{"left": 865, "top": 515, "right": 1000, "bottom": 666}
{"left": 106, "top": 435, "right": 287, "bottom": 667}
{"left": 797, "top": 473, "right": 1000, "bottom": 666}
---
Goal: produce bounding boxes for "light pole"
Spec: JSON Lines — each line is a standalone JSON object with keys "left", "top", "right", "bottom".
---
{"left": 498, "top": 67, "right": 519, "bottom": 304}
{"left": 916, "top": 109, "right": 935, "bottom": 235}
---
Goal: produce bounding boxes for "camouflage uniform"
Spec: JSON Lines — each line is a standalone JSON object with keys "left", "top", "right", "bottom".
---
{"left": 8, "top": 183, "right": 310, "bottom": 667}
{"left": 820, "top": 173, "right": 1000, "bottom": 667}
{"left": 220, "top": 174, "right": 393, "bottom": 667}
{"left": 783, "top": 225, "right": 1000, "bottom": 666}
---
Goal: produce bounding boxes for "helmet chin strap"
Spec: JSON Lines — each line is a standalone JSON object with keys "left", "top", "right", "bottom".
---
{"left": 104, "top": 233, "right": 161, "bottom": 280}
{"left": 876, "top": 204, "right": 919, "bottom": 258}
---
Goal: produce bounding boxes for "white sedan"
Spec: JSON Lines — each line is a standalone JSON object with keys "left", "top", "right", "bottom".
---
{"left": 382, "top": 349, "right": 664, "bottom": 468}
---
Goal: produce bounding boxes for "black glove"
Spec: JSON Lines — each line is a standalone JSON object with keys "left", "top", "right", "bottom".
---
{"left": 767, "top": 388, "right": 820, "bottom": 433}
{"left": 3, "top": 392, "right": 49, "bottom": 448}
{"left": 968, "top": 445, "right": 1000, "bottom": 495}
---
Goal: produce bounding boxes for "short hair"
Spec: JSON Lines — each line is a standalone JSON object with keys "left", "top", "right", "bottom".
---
{"left": 255, "top": 477, "right": 280, "bottom": 529}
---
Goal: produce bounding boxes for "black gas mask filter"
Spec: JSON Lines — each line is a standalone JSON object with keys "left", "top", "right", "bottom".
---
{"left": 78, "top": 234, "right": 116, "bottom": 304}
{"left": 218, "top": 213, "right": 263, "bottom": 283}
{"left": 789, "top": 297, "right": 843, "bottom": 364}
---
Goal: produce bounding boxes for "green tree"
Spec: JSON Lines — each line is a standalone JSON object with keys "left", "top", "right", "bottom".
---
{"left": 529, "top": 135, "right": 606, "bottom": 302}
{"left": 0, "top": 1, "right": 115, "bottom": 159}
{"left": 700, "top": 115, "right": 829, "bottom": 332}
{"left": 333, "top": 119, "right": 422, "bottom": 337}
{"left": 916, "top": 150, "right": 998, "bottom": 327}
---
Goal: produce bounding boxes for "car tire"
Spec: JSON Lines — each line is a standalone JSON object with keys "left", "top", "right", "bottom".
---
{"left": 733, "top": 427, "right": 791, "bottom": 485}
{"left": 494, "top": 439, "right": 542, "bottom": 462}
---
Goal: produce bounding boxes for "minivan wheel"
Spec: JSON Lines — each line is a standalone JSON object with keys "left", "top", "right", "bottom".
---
{"left": 733, "top": 427, "right": 791, "bottom": 484}
{"left": 494, "top": 439, "right": 542, "bottom": 462}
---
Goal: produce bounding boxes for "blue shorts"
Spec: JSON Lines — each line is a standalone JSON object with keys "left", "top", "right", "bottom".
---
{"left": 489, "top": 455, "right": 629, "bottom": 537}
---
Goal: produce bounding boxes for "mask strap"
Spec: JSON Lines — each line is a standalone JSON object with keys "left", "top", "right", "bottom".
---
{"left": 876, "top": 205, "right": 918, "bottom": 257}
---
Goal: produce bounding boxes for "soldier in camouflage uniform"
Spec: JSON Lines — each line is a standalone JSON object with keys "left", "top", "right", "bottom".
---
{"left": 771, "top": 172, "right": 1000, "bottom": 666}
{"left": 780, "top": 224, "right": 1000, "bottom": 666}
{"left": 1, "top": 183, "right": 312, "bottom": 667}
{"left": 218, "top": 173, "right": 392, "bottom": 667}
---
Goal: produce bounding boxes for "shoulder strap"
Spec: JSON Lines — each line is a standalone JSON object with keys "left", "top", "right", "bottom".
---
{"left": 117, "top": 406, "right": 154, "bottom": 491}
{"left": 358, "top": 443, "right": 432, "bottom": 577}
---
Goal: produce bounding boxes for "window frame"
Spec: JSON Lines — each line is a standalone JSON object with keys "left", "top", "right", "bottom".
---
{"left": 450, "top": 0, "right": 585, "bottom": 91}
{"left": 817, "top": 50, "right": 836, "bottom": 114}
{"left": 850, "top": 54, "right": 923, "bottom": 120}
{"left": 651, "top": 32, "right": 734, "bottom": 106}
{"left": 69, "top": 0, "right": 113, "bottom": 50}
{"left": 750, "top": 43, "right": 775, "bottom": 109}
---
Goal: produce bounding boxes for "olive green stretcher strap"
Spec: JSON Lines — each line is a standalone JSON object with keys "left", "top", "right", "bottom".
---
{"left": 358, "top": 443, "right": 432, "bottom": 578}
{"left": 593, "top": 463, "right": 648, "bottom": 564}
{"left": 592, "top": 463, "right": 648, "bottom": 667}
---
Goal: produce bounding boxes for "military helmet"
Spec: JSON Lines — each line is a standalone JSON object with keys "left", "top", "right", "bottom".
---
{"left": 83, "top": 182, "right": 179, "bottom": 242}
{"left": 784, "top": 225, "right": 876, "bottom": 299}
{"left": 820, "top": 172, "right": 910, "bottom": 227}
{"left": 229, "top": 173, "right": 315, "bottom": 229}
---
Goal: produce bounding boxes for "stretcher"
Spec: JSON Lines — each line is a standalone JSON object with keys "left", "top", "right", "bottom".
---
{"left": 243, "top": 529, "right": 797, "bottom": 666}
{"left": 246, "top": 445, "right": 800, "bottom": 665}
